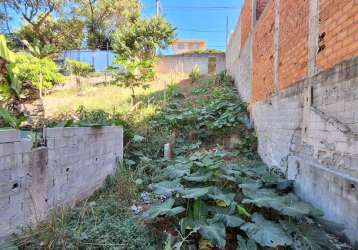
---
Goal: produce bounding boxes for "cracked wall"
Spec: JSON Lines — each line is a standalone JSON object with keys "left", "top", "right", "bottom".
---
{"left": 0, "top": 127, "right": 123, "bottom": 243}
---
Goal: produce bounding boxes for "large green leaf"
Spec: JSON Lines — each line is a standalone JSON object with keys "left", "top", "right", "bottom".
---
{"left": 280, "top": 221, "right": 338, "bottom": 250}
{"left": 241, "top": 213, "right": 292, "bottom": 247}
{"left": 142, "top": 198, "right": 185, "bottom": 220}
{"left": 207, "top": 187, "right": 235, "bottom": 206}
{"left": 198, "top": 223, "right": 226, "bottom": 249}
{"left": 208, "top": 214, "right": 245, "bottom": 228}
{"left": 275, "top": 194, "right": 323, "bottom": 218}
{"left": 163, "top": 164, "right": 190, "bottom": 179}
{"left": 236, "top": 235, "right": 257, "bottom": 250}
{"left": 220, "top": 174, "right": 237, "bottom": 182}
{"left": 193, "top": 199, "right": 208, "bottom": 221}
{"left": 181, "top": 187, "right": 211, "bottom": 199}
{"left": 241, "top": 163, "right": 269, "bottom": 178}
{"left": 243, "top": 190, "right": 322, "bottom": 218}
{"left": 6, "top": 62, "right": 21, "bottom": 95}
{"left": 239, "top": 180, "right": 263, "bottom": 191}
{"left": 152, "top": 179, "right": 183, "bottom": 195}
{"left": 207, "top": 201, "right": 237, "bottom": 215}
{"left": 0, "top": 35, "right": 14, "bottom": 62}
{"left": 183, "top": 171, "right": 213, "bottom": 182}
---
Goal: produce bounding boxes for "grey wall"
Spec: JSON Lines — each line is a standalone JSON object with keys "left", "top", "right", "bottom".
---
{"left": 228, "top": 36, "right": 253, "bottom": 103}
{"left": 251, "top": 58, "right": 358, "bottom": 243}
{"left": 0, "top": 127, "right": 123, "bottom": 243}
{"left": 156, "top": 53, "right": 226, "bottom": 75}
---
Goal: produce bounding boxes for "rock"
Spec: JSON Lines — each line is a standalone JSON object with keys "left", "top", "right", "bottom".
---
{"left": 130, "top": 204, "right": 143, "bottom": 215}
{"left": 140, "top": 192, "right": 151, "bottom": 204}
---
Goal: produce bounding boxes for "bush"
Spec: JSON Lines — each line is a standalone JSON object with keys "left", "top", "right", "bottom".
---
{"left": 189, "top": 65, "right": 200, "bottom": 83}
{"left": 65, "top": 59, "right": 94, "bottom": 76}
{"left": 12, "top": 53, "right": 64, "bottom": 91}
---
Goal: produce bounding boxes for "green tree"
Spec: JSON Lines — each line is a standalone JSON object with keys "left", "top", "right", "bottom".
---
{"left": 72, "top": 0, "right": 140, "bottom": 49}
{"left": 16, "top": 15, "right": 84, "bottom": 57}
{"left": 112, "top": 16, "right": 176, "bottom": 104}
{"left": 64, "top": 59, "right": 94, "bottom": 89}
{"left": 12, "top": 53, "right": 65, "bottom": 96}
{"left": 7, "top": 0, "right": 65, "bottom": 32}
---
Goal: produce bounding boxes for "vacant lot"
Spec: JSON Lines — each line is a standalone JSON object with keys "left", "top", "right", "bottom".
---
{"left": 44, "top": 73, "right": 188, "bottom": 119}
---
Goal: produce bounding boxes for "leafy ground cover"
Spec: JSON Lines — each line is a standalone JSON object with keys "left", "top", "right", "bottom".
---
{"left": 6, "top": 72, "right": 351, "bottom": 249}
{"left": 124, "top": 73, "right": 350, "bottom": 249}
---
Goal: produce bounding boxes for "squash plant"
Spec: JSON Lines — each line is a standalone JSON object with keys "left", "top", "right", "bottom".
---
{"left": 143, "top": 150, "right": 342, "bottom": 249}
{"left": 139, "top": 74, "right": 344, "bottom": 249}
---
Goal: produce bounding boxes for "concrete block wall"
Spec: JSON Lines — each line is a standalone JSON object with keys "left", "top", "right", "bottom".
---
{"left": 0, "top": 126, "right": 123, "bottom": 243}
{"left": 227, "top": 0, "right": 358, "bottom": 244}
{"left": 156, "top": 53, "right": 226, "bottom": 75}
{"left": 229, "top": 37, "right": 253, "bottom": 103}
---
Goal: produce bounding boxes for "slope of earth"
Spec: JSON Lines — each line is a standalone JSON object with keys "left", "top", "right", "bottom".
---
{"left": 4, "top": 72, "right": 352, "bottom": 250}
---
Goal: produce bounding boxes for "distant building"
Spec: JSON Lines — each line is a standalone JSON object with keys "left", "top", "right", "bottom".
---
{"left": 172, "top": 40, "right": 207, "bottom": 54}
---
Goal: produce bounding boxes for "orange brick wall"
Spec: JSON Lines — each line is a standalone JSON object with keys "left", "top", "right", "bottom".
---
{"left": 252, "top": 2, "right": 276, "bottom": 103}
{"left": 279, "top": 0, "right": 309, "bottom": 89}
{"left": 230, "top": 0, "right": 358, "bottom": 103}
{"left": 256, "top": 0, "right": 270, "bottom": 20}
{"left": 317, "top": 0, "right": 358, "bottom": 70}
{"left": 240, "top": 0, "right": 252, "bottom": 49}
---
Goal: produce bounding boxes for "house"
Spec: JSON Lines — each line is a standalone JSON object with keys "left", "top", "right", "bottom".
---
{"left": 172, "top": 40, "right": 206, "bottom": 54}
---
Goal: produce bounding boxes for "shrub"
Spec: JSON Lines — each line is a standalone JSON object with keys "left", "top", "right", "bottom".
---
{"left": 215, "top": 70, "right": 234, "bottom": 85}
{"left": 189, "top": 65, "right": 200, "bottom": 83}
{"left": 64, "top": 59, "right": 94, "bottom": 76}
{"left": 0, "top": 108, "right": 25, "bottom": 128}
{"left": 12, "top": 53, "right": 64, "bottom": 91}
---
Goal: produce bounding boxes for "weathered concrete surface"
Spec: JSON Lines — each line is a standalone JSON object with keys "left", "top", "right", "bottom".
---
{"left": 156, "top": 53, "right": 225, "bottom": 75}
{"left": 229, "top": 36, "right": 253, "bottom": 103}
{"left": 0, "top": 126, "right": 123, "bottom": 243}
{"left": 251, "top": 57, "right": 358, "bottom": 243}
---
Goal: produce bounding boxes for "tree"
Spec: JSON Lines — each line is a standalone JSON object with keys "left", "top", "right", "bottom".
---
{"left": 112, "top": 16, "right": 176, "bottom": 104}
{"left": 7, "top": 0, "right": 65, "bottom": 32}
{"left": 72, "top": 0, "right": 140, "bottom": 49}
{"left": 16, "top": 15, "right": 84, "bottom": 57}
{"left": 6, "top": 0, "right": 84, "bottom": 57}
{"left": 64, "top": 59, "right": 94, "bottom": 89}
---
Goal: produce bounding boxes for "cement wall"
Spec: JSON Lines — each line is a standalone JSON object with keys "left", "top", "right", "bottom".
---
{"left": 0, "top": 126, "right": 123, "bottom": 243}
{"left": 227, "top": 36, "right": 253, "bottom": 103}
{"left": 252, "top": 57, "right": 358, "bottom": 243}
{"left": 156, "top": 53, "right": 226, "bottom": 75}
{"left": 227, "top": 0, "right": 358, "bottom": 244}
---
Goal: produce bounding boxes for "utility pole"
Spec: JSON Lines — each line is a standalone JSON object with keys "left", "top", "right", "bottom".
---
{"left": 226, "top": 16, "right": 229, "bottom": 46}
{"left": 156, "top": 0, "right": 160, "bottom": 16}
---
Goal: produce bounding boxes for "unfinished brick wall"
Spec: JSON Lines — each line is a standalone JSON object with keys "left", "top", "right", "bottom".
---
{"left": 252, "top": 1, "right": 275, "bottom": 103}
{"left": 240, "top": 0, "right": 252, "bottom": 48}
{"left": 231, "top": 0, "right": 358, "bottom": 104}
{"left": 279, "top": 0, "right": 309, "bottom": 89}
{"left": 227, "top": 0, "right": 358, "bottom": 244}
{"left": 317, "top": 0, "right": 358, "bottom": 70}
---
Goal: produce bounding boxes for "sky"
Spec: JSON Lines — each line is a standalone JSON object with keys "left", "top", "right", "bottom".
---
{"left": 141, "top": 0, "right": 243, "bottom": 51}
{"left": 5, "top": 0, "right": 244, "bottom": 53}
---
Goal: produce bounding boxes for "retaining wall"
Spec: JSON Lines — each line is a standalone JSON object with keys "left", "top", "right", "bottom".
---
{"left": 0, "top": 126, "right": 123, "bottom": 243}
{"left": 227, "top": 0, "right": 358, "bottom": 244}
{"left": 156, "top": 53, "right": 226, "bottom": 75}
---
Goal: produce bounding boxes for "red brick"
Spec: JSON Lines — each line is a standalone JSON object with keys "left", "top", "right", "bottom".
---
{"left": 252, "top": 1, "right": 276, "bottom": 103}
{"left": 240, "top": 0, "right": 252, "bottom": 48}
{"left": 317, "top": 0, "right": 358, "bottom": 70}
